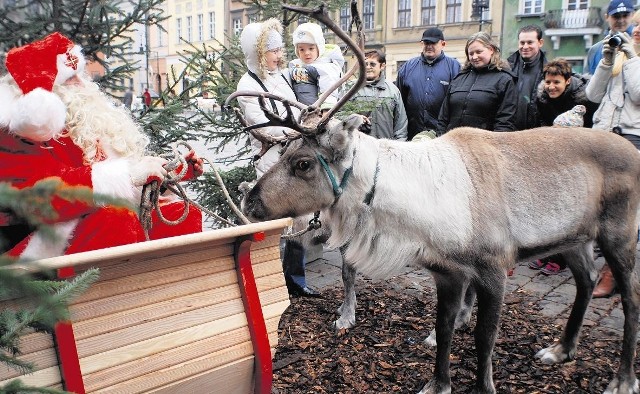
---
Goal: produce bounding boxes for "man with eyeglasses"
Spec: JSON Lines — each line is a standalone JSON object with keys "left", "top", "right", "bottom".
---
{"left": 349, "top": 49, "right": 407, "bottom": 140}
{"left": 586, "top": 0, "right": 635, "bottom": 75}
{"left": 395, "top": 27, "right": 460, "bottom": 140}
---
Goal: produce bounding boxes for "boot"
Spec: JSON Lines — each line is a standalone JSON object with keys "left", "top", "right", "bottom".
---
{"left": 593, "top": 264, "right": 616, "bottom": 298}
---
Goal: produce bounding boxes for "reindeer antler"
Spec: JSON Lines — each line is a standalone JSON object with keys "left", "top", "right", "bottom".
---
{"left": 225, "top": 1, "right": 367, "bottom": 156}
{"left": 283, "top": 2, "right": 367, "bottom": 130}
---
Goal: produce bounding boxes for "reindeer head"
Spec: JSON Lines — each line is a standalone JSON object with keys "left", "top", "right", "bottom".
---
{"left": 242, "top": 114, "right": 364, "bottom": 221}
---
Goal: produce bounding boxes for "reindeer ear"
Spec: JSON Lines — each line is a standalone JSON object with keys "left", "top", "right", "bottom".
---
{"left": 321, "top": 114, "right": 362, "bottom": 160}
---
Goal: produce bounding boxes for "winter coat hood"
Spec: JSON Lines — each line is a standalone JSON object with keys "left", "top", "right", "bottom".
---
{"left": 240, "top": 19, "right": 285, "bottom": 79}
{"left": 292, "top": 22, "right": 326, "bottom": 56}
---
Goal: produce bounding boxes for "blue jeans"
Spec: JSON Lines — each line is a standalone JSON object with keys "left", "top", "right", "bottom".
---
{"left": 282, "top": 240, "right": 307, "bottom": 289}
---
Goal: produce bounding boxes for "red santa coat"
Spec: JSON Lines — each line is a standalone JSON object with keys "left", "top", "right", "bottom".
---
{"left": 0, "top": 130, "right": 202, "bottom": 260}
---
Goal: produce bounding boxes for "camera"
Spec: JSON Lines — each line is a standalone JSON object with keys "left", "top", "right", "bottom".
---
{"left": 608, "top": 33, "right": 623, "bottom": 48}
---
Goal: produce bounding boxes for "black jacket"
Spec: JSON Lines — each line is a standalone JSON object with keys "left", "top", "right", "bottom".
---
{"left": 535, "top": 74, "right": 599, "bottom": 128}
{"left": 507, "top": 50, "right": 548, "bottom": 130}
{"left": 437, "top": 65, "right": 518, "bottom": 134}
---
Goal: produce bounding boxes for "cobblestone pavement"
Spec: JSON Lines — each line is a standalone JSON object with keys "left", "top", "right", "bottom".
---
{"left": 304, "top": 244, "right": 640, "bottom": 339}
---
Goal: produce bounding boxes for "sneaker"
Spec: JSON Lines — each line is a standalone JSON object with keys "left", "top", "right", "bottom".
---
{"left": 528, "top": 260, "right": 545, "bottom": 270}
{"left": 540, "top": 261, "right": 566, "bottom": 275}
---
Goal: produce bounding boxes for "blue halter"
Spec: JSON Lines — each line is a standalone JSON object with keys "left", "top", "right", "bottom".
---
{"left": 317, "top": 153, "right": 353, "bottom": 200}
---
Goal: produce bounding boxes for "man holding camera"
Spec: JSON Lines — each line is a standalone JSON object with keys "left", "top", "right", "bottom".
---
{"left": 585, "top": 4, "right": 640, "bottom": 299}
{"left": 586, "top": 0, "right": 634, "bottom": 75}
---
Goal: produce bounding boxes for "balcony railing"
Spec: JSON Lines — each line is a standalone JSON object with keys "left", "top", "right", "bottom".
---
{"left": 543, "top": 7, "right": 603, "bottom": 29}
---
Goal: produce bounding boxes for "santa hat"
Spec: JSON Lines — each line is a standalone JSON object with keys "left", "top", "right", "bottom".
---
{"left": 292, "top": 23, "right": 326, "bottom": 56}
{"left": 0, "top": 32, "right": 86, "bottom": 141}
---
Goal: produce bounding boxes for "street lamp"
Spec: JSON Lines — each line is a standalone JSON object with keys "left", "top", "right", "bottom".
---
{"left": 471, "top": 0, "right": 490, "bottom": 31}
{"left": 139, "top": 45, "right": 161, "bottom": 93}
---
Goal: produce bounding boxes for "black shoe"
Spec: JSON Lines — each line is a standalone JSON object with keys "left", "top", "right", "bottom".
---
{"left": 288, "top": 283, "right": 321, "bottom": 298}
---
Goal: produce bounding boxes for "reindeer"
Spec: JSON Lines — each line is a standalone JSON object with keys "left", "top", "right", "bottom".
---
{"left": 228, "top": 4, "right": 640, "bottom": 394}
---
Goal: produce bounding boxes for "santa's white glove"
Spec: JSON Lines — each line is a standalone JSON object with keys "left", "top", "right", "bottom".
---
{"left": 129, "top": 156, "right": 168, "bottom": 186}
{"left": 619, "top": 32, "right": 636, "bottom": 59}
{"left": 601, "top": 41, "right": 616, "bottom": 66}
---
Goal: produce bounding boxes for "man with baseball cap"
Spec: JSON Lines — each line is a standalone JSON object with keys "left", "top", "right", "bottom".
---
{"left": 396, "top": 27, "right": 460, "bottom": 140}
{"left": 586, "top": 0, "right": 635, "bottom": 74}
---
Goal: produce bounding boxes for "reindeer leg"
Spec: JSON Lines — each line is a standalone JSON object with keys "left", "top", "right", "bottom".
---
{"left": 600, "top": 232, "right": 640, "bottom": 394}
{"left": 472, "top": 268, "right": 505, "bottom": 394}
{"left": 425, "top": 283, "right": 476, "bottom": 347}
{"left": 417, "top": 272, "right": 468, "bottom": 394}
{"left": 335, "top": 260, "right": 357, "bottom": 330}
{"left": 536, "top": 243, "right": 595, "bottom": 364}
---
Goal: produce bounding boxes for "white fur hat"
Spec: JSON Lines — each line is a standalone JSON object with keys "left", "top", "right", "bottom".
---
{"left": 292, "top": 23, "right": 326, "bottom": 56}
{"left": 1, "top": 32, "right": 86, "bottom": 141}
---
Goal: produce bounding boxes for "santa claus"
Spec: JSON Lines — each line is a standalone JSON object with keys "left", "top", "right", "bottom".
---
{"left": 0, "top": 32, "right": 202, "bottom": 260}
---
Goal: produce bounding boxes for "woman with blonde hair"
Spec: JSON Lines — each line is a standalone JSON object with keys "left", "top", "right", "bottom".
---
{"left": 585, "top": 10, "right": 640, "bottom": 298}
{"left": 436, "top": 31, "right": 517, "bottom": 134}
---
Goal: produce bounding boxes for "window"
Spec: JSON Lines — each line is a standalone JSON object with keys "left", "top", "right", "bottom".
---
{"left": 363, "top": 0, "right": 375, "bottom": 30}
{"left": 567, "top": 0, "right": 588, "bottom": 10}
{"left": 233, "top": 18, "right": 242, "bottom": 36}
{"left": 209, "top": 12, "right": 215, "bottom": 39}
{"left": 398, "top": 0, "right": 411, "bottom": 27}
{"left": 187, "top": 16, "right": 193, "bottom": 42}
{"left": 445, "top": 0, "right": 462, "bottom": 23}
{"left": 522, "top": 0, "right": 544, "bottom": 14}
{"left": 176, "top": 18, "right": 182, "bottom": 44}
{"left": 197, "top": 14, "right": 203, "bottom": 41}
{"left": 421, "top": 0, "right": 436, "bottom": 25}
{"left": 157, "top": 25, "right": 164, "bottom": 47}
{"left": 339, "top": 7, "right": 350, "bottom": 31}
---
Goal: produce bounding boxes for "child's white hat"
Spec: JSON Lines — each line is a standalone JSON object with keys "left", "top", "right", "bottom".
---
{"left": 292, "top": 23, "right": 326, "bottom": 56}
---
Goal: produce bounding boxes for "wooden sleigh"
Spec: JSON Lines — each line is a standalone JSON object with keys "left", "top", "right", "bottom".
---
{"left": 0, "top": 218, "right": 292, "bottom": 393}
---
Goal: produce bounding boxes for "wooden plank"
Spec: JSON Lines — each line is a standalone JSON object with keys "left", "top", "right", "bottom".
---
{"left": 14, "top": 331, "right": 54, "bottom": 355}
{"left": 70, "top": 270, "right": 237, "bottom": 323}
{"left": 83, "top": 318, "right": 280, "bottom": 391}
{"left": 148, "top": 356, "right": 255, "bottom": 394}
{"left": 85, "top": 243, "right": 234, "bottom": 283}
{"left": 0, "top": 346, "right": 59, "bottom": 380}
{"left": 73, "top": 271, "right": 286, "bottom": 339}
{"left": 91, "top": 339, "right": 275, "bottom": 394}
{"left": 15, "top": 218, "right": 292, "bottom": 273}
{"left": 73, "top": 283, "right": 240, "bottom": 340}
{"left": 76, "top": 289, "right": 288, "bottom": 358}
{"left": 0, "top": 365, "right": 61, "bottom": 388}
{"left": 71, "top": 255, "right": 235, "bottom": 305}
{"left": 77, "top": 301, "right": 289, "bottom": 376}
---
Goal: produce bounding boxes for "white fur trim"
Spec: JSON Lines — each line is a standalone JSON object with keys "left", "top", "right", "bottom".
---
{"left": 8, "top": 88, "right": 66, "bottom": 141}
{"left": 0, "top": 81, "right": 17, "bottom": 128}
{"left": 92, "top": 158, "right": 141, "bottom": 205}
{"left": 54, "top": 45, "right": 86, "bottom": 86}
{"left": 19, "top": 220, "right": 79, "bottom": 261}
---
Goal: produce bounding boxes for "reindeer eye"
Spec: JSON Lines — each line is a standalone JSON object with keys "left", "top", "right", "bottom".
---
{"left": 296, "top": 160, "right": 311, "bottom": 171}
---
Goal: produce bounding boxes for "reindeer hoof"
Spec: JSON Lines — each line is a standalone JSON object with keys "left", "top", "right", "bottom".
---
{"left": 333, "top": 317, "right": 355, "bottom": 330}
{"left": 604, "top": 377, "right": 640, "bottom": 394}
{"left": 535, "top": 343, "right": 572, "bottom": 364}
{"left": 424, "top": 329, "right": 437, "bottom": 347}
{"left": 416, "top": 380, "right": 451, "bottom": 394}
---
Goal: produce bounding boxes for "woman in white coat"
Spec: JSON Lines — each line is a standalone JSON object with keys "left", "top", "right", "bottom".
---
{"left": 235, "top": 19, "right": 319, "bottom": 297}
{"left": 585, "top": 28, "right": 640, "bottom": 298}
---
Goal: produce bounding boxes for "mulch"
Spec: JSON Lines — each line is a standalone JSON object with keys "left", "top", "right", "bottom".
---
{"left": 272, "top": 279, "right": 633, "bottom": 393}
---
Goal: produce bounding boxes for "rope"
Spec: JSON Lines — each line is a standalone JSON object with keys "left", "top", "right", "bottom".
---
{"left": 139, "top": 142, "right": 250, "bottom": 240}
{"left": 280, "top": 211, "right": 322, "bottom": 240}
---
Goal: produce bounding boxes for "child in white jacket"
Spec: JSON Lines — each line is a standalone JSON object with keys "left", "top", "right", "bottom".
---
{"left": 289, "top": 22, "right": 345, "bottom": 107}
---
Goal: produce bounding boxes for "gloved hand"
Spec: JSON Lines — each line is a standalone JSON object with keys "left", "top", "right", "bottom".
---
{"left": 359, "top": 116, "right": 372, "bottom": 134}
{"left": 602, "top": 41, "right": 616, "bottom": 66}
{"left": 619, "top": 32, "right": 636, "bottom": 59}
{"left": 129, "top": 156, "right": 168, "bottom": 186}
{"left": 174, "top": 150, "right": 204, "bottom": 181}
